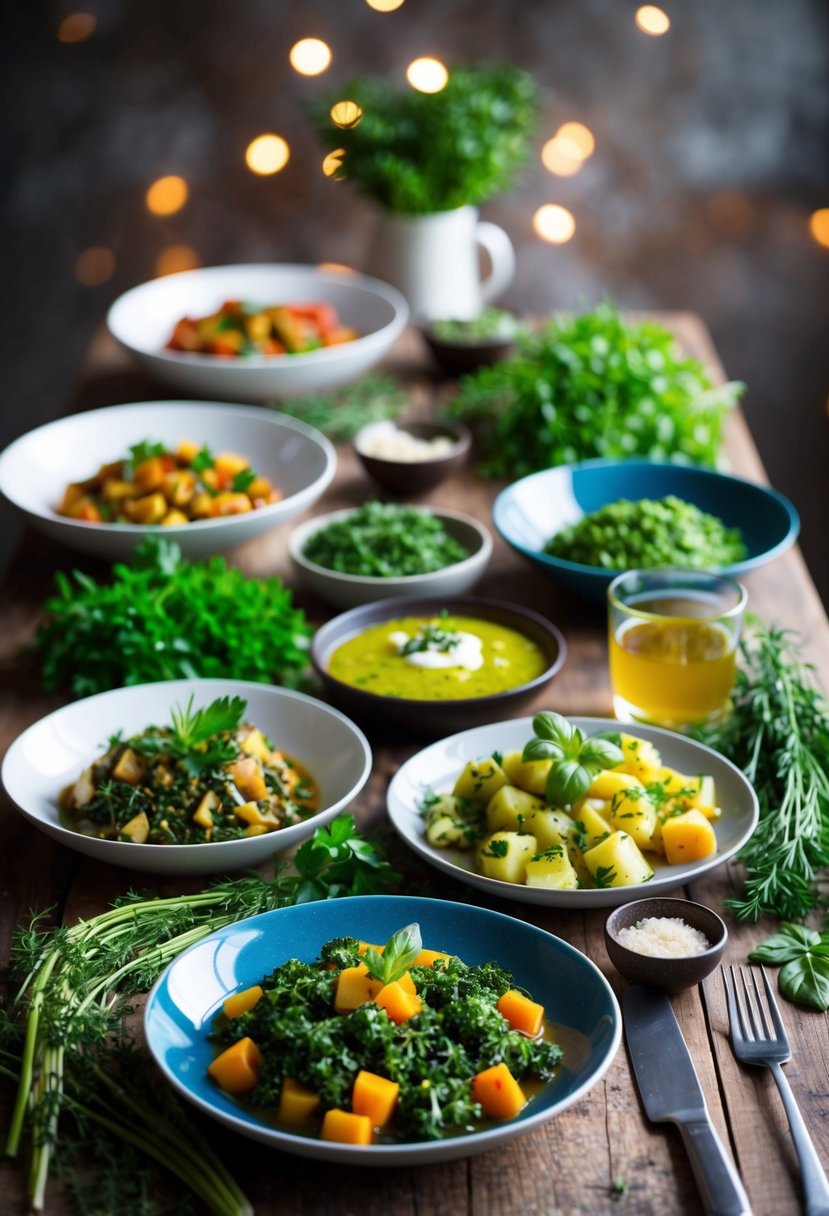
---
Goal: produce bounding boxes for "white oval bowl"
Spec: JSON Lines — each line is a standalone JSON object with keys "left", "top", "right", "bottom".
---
{"left": 0, "top": 401, "right": 336, "bottom": 560}
{"left": 107, "top": 264, "right": 409, "bottom": 401}
{"left": 289, "top": 506, "right": 493, "bottom": 609}
{"left": 1, "top": 679, "right": 372, "bottom": 876}
{"left": 387, "top": 715, "right": 759, "bottom": 909}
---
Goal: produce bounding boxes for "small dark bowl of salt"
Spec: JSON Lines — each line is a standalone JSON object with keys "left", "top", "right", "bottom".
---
{"left": 604, "top": 897, "right": 727, "bottom": 994}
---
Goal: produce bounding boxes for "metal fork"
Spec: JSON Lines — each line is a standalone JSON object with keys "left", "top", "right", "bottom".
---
{"left": 723, "top": 965, "right": 829, "bottom": 1216}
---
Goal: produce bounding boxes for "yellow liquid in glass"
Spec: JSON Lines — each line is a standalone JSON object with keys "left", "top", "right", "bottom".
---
{"left": 609, "top": 596, "right": 737, "bottom": 725}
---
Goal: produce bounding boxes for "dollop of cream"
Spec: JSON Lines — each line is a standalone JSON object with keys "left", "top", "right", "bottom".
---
{"left": 388, "top": 629, "right": 484, "bottom": 671}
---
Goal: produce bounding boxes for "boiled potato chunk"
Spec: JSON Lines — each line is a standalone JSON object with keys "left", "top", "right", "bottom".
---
{"left": 477, "top": 831, "right": 537, "bottom": 884}
{"left": 453, "top": 758, "right": 508, "bottom": 806}
{"left": 525, "top": 846, "right": 580, "bottom": 890}
{"left": 486, "top": 784, "right": 546, "bottom": 833}
{"left": 616, "top": 734, "right": 662, "bottom": 781}
{"left": 524, "top": 807, "right": 574, "bottom": 851}
{"left": 661, "top": 810, "right": 717, "bottom": 865}
{"left": 608, "top": 788, "right": 658, "bottom": 851}
{"left": 501, "top": 750, "right": 551, "bottom": 796}
{"left": 674, "top": 774, "right": 720, "bottom": 820}
{"left": 582, "top": 830, "right": 654, "bottom": 888}
{"left": 572, "top": 803, "right": 613, "bottom": 850}
{"left": 587, "top": 770, "right": 643, "bottom": 802}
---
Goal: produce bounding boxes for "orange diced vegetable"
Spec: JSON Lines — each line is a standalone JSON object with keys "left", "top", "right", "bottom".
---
{"left": 223, "top": 985, "right": 263, "bottom": 1019}
{"left": 67, "top": 496, "right": 103, "bottom": 522}
{"left": 395, "top": 971, "right": 417, "bottom": 997}
{"left": 496, "top": 990, "right": 545, "bottom": 1038}
{"left": 210, "top": 492, "right": 253, "bottom": 517}
{"left": 161, "top": 509, "right": 189, "bottom": 526}
{"left": 207, "top": 1037, "right": 262, "bottom": 1095}
{"left": 334, "top": 964, "right": 383, "bottom": 1013}
{"left": 277, "top": 1077, "right": 319, "bottom": 1124}
{"left": 321, "top": 1108, "right": 373, "bottom": 1145}
{"left": 177, "top": 438, "right": 201, "bottom": 463}
{"left": 351, "top": 1070, "right": 400, "bottom": 1128}
{"left": 228, "top": 756, "right": 267, "bottom": 802}
{"left": 214, "top": 451, "right": 250, "bottom": 478}
{"left": 133, "top": 457, "right": 165, "bottom": 492}
{"left": 661, "top": 809, "right": 717, "bottom": 865}
{"left": 413, "top": 949, "right": 452, "bottom": 969}
{"left": 124, "top": 491, "right": 168, "bottom": 523}
{"left": 471, "top": 1062, "right": 527, "bottom": 1120}
{"left": 374, "top": 980, "right": 422, "bottom": 1025}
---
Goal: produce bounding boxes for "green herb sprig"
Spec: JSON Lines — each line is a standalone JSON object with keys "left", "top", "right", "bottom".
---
{"left": 522, "top": 712, "right": 623, "bottom": 807}
{"left": 276, "top": 374, "right": 408, "bottom": 442}
{"left": 363, "top": 923, "right": 423, "bottom": 986}
{"left": 694, "top": 621, "right": 829, "bottom": 921}
{"left": 2, "top": 816, "right": 398, "bottom": 1213}
{"left": 749, "top": 924, "right": 829, "bottom": 1011}
{"left": 448, "top": 304, "right": 744, "bottom": 478}
{"left": 34, "top": 538, "right": 311, "bottom": 697}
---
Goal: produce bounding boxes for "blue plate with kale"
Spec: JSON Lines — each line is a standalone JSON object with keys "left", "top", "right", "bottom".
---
{"left": 144, "top": 895, "right": 621, "bottom": 1164}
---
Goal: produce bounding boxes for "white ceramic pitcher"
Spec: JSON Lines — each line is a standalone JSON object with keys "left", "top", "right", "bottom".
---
{"left": 367, "top": 205, "right": 516, "bottom": 323}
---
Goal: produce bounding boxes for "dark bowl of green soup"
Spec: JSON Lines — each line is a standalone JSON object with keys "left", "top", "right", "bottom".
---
{"left": 311, "top": 595, "right": 567, "bottom": 737}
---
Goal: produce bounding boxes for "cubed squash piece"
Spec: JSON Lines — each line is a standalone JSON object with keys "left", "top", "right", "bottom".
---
{"left": 214, "top": 451, "right": 251, "bottom": 478}
{"left": 223, "top": 984, "right": 263, "bottom": 1019}
{"left": 653, "top": 766, "right": 695, "bottom": 797}
{"left": 661, "top": 809, "right": 717, "bottom": 865}
{"left": 501, "top": 749, "right": 551, "bottom": 796}
{"left": 477, "top": 831, "right": 537, "bottom": 884}
{"left": 228, "top": 756, "right": 267, "bottom": 802}
{"left": 112, "top": 747, "right": 143, "bottom": 786}
{"left": 452, "top": 758, "right": 509, "bottom": 806}
{"left": 413, "top": 948, "right": 453, "bottom": 969}
{"left": 161, "top": 508, "right": 189, "bottom": 526}
{"left": 334, "top": 964, "right": 383, "bottom": 1013}
{"left": 471, "top": 1062, "right": 526, "bottom": 1120}
{"left": 125, "top": 491, "right": 168, "bottom": 523}
{"left": 496, "top": 990, "right": 545, "bottom": 1038}
{"left": 120, "top": 811, "right": 150, "bottom": 844}
{"left": 588, "top": 769, "right": 644, "bottom": 801}
{"left": 177, "top": 438, "right": 202, "bottom": 464}
{"left": 210, "top": 492, "right": 253, "bottom": 517}
{"left": 133, "top": 456, "right": 166, "bottom": 492}
{"left": 277, "top": 1077, "right": 319, "bottom": 1125}
{"left": 207, "top": 1037, "right": 262, "bottom": 1095}
{"left": 351, "top": 1070, "right": 400, "bottom": 1128}
{"left": 524, "top": 845, "right": 580, "bottom": 890}
{"left": 609, "top": 788, "right": 658, "bottom": 851}
{"left": 524, "top": 808, "right": 575, "bottom": 851}
{"left": 234, "top": 801, "right": 278, "bottom": 829}
{"left": 583, "top": 831, "right": 654, "bottom": 888}
{"left": 375, "top": 980, "right": 422, "bottom": 1024}
{"left": 486, "top": 785, "right": 546, "bottom": 833}
{"left": 321, "top": 1108, "right": 373, "bottom": 1145}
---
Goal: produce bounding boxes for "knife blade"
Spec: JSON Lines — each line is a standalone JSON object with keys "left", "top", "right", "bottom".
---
{"left": 624, "top": 985, "right": 752, "bottom": 1216}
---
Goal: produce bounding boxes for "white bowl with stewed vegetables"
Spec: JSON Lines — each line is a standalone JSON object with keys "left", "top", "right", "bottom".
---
{"left": 1, "top": 679, "right": 372, "bottom": 875}
{"left": 387, "top": 715, "right": 759, "bottom": 908}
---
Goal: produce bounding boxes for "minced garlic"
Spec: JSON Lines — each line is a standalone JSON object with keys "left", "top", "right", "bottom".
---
{"left": 356, "top": 422, "right": 454, "bottom": 463}
{"left": 616, "top": 916, "right": 710, "bottom": 958}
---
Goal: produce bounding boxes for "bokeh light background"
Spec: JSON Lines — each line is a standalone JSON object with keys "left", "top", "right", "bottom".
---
{"left": 4, "top": 0, "right": 829, "bottom": 601}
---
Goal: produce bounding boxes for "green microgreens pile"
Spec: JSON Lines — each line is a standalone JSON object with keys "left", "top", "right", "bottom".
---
{"left": 302, "top": 501, "right": 470, "bottom": 578}
{"left": 0, "top": 816, "right": 398, "bottom": 1214}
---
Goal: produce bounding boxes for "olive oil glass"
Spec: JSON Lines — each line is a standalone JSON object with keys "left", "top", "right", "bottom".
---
{"left": 607, "top": 569, "right": 747, "bottom": 730}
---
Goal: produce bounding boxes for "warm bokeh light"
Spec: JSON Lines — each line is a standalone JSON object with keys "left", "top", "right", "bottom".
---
{"left": 57, "top": 12, "right": 96, "bottom": 43}
{"left": 289, "top": 38, "right": 332, "bottom": 76}
{"left": 365, "top": 0, "right": 405, "bottom": 10}
{"left": 555, "top": 122, "right": 595, "bottom": 161}
{"left": 145, "top": 175, "right": 189, "bottom": 216}
{"left": 317, "top": 262, "right": 357, "bottom": 274}
{"left": 74, "top": 246, "right": 115, "bottom": 286}
{"left": 541, "top": 140, "right": 583, "bottom": 177}
{"left": 155, "top": 245, "right": 200, "bottom": 277}
{"left": 245, "top": 134, "right": 290, "bottom": 175}
{"left": 635, "top": 5, "right": 671, "bottom": 35}
{"left": 406, "top": 57, "right": 449, "bottom": 94}
{"left": 533, "top": 205, "right": 576, "bottom": 244}
{"left": 330, "top": 100, "right": 363, "bottom": 129}
{"left": 809, "top": 208, "right": 829, "bottom": 248}
{"left": 322, "top": 149, "right": 346, "bottom": 177}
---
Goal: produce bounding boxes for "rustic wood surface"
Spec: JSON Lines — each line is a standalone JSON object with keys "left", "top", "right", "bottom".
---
{"left": 1, "top": 316, "right": 827, "bottom": 1215}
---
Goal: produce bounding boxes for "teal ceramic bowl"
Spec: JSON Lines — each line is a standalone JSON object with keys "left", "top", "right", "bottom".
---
{"left": 492, "top": 459, "right": 800, "bottom": 602}
{"left": 144, "top": 895, "right": 621, "bottom": 1164}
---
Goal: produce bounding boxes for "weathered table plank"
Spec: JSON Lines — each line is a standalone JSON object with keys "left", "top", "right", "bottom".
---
{"left": 1, "top": 317, "right": 827, "bottom": 1215}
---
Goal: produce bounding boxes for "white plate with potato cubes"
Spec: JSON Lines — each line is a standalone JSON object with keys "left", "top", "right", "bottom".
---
{"left": 386, "top": 716, "right": 759, "bottom": 908}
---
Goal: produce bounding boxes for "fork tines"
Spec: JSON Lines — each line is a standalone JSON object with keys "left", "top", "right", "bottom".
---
{"left": 723, "top": 964, "right": 790, "bottom": 1054}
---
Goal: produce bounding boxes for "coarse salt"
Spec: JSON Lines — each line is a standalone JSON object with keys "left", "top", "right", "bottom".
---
{"left": 357, "top": 422, "right": 454, "bottom": 463}
{"left": 616, "top": 916, "right": 710, "bottom": 958}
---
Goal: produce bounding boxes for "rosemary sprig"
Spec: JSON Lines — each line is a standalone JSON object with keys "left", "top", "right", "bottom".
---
{"left": 695, "top": 621, "right": 829, "bottom": 921}
{"left": 2, "top": 815, "right": 399, "bottom": 1213}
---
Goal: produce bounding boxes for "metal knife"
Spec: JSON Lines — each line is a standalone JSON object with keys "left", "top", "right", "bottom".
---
{"left": 624, "top": 984, "right": 752, "bottom": 1216}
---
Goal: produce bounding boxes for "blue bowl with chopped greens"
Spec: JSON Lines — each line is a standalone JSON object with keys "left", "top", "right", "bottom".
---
{"left": 493, "top": 459, "right": 799, "bottom": 602}
{"left": 145, "top": 895, "right": 621, "bottom": 1164}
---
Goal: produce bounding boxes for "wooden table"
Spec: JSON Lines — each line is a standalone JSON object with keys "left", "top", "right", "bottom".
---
{"left": 1, "top": 316, "right": 827, "bottom": 1215}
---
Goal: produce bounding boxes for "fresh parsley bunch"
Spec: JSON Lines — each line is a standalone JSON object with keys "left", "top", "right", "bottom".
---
{"left": 35, "top": 537, "right": 311, "bottom": 697}
{"left": 448, "top": 303, "right": 744, "bottom": 478}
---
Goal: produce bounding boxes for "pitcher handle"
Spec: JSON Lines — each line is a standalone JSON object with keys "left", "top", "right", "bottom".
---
{"left": 476, "top": 221, "right": 516, "bottom": 306}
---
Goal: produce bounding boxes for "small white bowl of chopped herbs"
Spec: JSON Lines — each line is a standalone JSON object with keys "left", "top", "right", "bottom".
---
{"left": 288, "top": 502, "right": 493, "bottom": 610}
{"left": 1, "top": 679, "right": 372, "bottom": 876}
{"left": 493, "top": 458, "right": 800, "bottom": 602}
